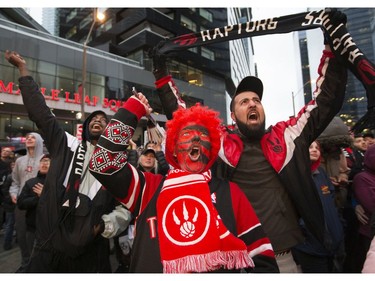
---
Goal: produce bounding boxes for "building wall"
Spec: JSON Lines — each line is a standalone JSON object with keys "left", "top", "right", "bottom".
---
{"left": 0, "top": 18, "right": 228, "bottom": 149}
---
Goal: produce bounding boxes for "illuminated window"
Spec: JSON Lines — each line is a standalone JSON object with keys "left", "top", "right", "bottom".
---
{"left": 66, "top": 26, "right": 77, "bottom": 39}
{"left": 181, "top": 15, "right": 196, "bottom": 32}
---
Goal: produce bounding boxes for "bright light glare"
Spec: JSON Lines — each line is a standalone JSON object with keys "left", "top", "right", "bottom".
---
{"left": 97, "top": 11, "right": 105, "bottom": 21}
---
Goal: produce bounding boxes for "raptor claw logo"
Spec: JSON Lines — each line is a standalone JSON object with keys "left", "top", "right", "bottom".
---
{"left": 268, "top": 138, "right": 283, "bottom": 153}
{"left": 172, "top": 201, "right": 198, "bottom": 238}
{"left": 173, "top": 34, "right": 198, "bottom": 47}
{"left": 162, "top": 195, "right": 210, "bottom": 246}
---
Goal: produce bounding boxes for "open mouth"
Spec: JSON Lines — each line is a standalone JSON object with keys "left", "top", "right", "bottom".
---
{"left": 189, "top": 146, "right": 201, "bottom": 161}
{"left": 92, "top": 123, "right": 102, "bottom": 130}
{"left": 248, "top": 111, "right": 258, "bottom": 120}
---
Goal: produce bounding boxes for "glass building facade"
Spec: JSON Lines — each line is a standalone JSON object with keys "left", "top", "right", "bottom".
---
{"left": 0, "top": 17, "right": 226, "bottom": 150}
{"left": 338, "top": 8, "right": 375, "bottom": 129}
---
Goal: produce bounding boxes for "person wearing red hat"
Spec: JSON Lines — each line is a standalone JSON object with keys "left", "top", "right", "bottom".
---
{"left": 89, "top": 92, "right": 279, "bottom": 273}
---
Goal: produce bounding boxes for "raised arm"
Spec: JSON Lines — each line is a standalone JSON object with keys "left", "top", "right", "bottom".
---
{"left": 5, "top": 50, "right": 30, "bottom": 77}
{"left": 151, "top": 49, "right": 186, "bottom": 120}
{"left": 89, "top": 94, "right": 161, "bottom": 213}
{"left": 4, "top": 50, "right": 70, "bottom": 157}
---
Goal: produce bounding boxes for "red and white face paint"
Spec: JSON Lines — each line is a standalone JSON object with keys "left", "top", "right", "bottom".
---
{"left": 175, "top": 124, "right": 211, "bottom": 174}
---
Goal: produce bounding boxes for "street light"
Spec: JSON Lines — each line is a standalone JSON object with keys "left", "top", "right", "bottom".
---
{"left": 80, "top": 8, "right": 105, "bottom": 121}
{"left": 291, "top": 79, "right": 316, "bottom": 116}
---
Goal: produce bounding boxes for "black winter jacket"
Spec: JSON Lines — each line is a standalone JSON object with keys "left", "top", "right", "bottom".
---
{"left": 17, "top": 172, "right": 46, "bottom": 232}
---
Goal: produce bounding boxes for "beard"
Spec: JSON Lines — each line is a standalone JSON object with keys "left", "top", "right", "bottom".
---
{"left": 89, "top": 131, "right": 101, "bottom": 141}
{"left": 236, "top": 119, "right": 265, "bottom": 140}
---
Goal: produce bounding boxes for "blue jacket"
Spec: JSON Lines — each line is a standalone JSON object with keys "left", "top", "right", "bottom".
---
{"left": 294, "top": 167, "right": 344, "bottom": 256}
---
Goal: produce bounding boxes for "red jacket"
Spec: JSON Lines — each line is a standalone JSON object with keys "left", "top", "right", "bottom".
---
{"left": 154, "top": 49, "right": 347, "bottom": 250}
{"left": 89, "top": 98, "right": 279, "bottom": 273}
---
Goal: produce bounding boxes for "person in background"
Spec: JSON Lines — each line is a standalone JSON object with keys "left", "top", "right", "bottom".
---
{"left": 0, "top": 147, "right": 12, "bottom": 179}
{"left": 317, "top": 117, "right": 351, "bottom": 210}
{"left": 1, "top": 159, "right": 16, "bottom": 251}
{"left": 363, "top": 132, "right": 375, "bottom": 149}
{"left": 144, "top": 141, "right": 157, "bottom": 150}
{"left": 9, "top": 132, "right": 44, "bottom": 272}
{"left": 128, "top": 139, "right": 169, "bottom": 176}
{"left": 342, "top": 133, "right": 369, "bottom": 272}
{"left": 89, "top": 93, "right": 279, "bottom": 273}
{"left": 17, "top": 154, "right": 51, "bottom": 258}
{"left": 138, "top": 148, "right": 158, "bottom": 173}
{"left": 292, "top": 141, "right": 344, "bottom": 273}
{"left": 316, "top": 116, "right": 351, "bottom": 271}
{"left": 353, "top": 144, "right": 375, "bottom": 272}
{"left": 0, "top": 147, "right": 13, "bottom": 236}
{"left": 347, "top": 134, "right": 367, "bottom": 180}
{"left": 5, "top": 50, "right": 131, "bottom": 273}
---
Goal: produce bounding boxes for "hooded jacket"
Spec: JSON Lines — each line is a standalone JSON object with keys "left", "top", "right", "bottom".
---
{"left": 17, "top": 171, "right": 47, "bottom": 232}
{"left": 317, "top": 116, "right": 352, "bottom": 177}
{"left": 9, "top": 132, "right": 44, "bottom": 198}
{"left": 353, "top": 144, "right": 375, "bottom": 239}
{"left": 17, "top": 76, "right": 131, "bottom": 272}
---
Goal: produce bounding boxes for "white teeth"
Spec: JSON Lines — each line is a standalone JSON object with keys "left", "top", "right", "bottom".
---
{"left": 249, "top": 112, "right": 257, "bottom": 119}
{"left": 189, "top": 147, "right": 200, "bottom": 161}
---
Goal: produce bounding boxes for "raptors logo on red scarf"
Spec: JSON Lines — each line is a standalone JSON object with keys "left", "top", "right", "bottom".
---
{"left": 156, "top": 169, "right": 254, "bottom": 273}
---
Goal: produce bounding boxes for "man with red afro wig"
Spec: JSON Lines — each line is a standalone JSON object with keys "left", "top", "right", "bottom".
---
{"left": 165, "top": 103, "right": 221, "bottom": 173}
{"left": 89, "top": 93, "right": 279, "bottom": 273}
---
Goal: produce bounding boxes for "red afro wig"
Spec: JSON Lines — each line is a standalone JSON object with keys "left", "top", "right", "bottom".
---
{"left": 165, "top": 103, "right": 222, "bottom": 173}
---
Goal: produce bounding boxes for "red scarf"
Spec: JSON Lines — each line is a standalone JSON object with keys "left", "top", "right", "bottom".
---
{"left": 157, "top": 169, "right": 254, "bottom": 273}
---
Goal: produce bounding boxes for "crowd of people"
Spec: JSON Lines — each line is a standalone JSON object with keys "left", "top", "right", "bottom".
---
{"left": 0, "top": 9, "right": 375, "bottom": 274}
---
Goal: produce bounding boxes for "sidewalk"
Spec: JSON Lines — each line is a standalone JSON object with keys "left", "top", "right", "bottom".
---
{"left": 0, "top": 229, "right": 119, "bottom": 273}
{"left": 0, "top": 230, "right": 21, "bottom": 273}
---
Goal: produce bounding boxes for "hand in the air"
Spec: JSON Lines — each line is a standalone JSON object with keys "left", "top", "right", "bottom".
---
{"left": 325, "top": 8, "right": 347, "bottom": 26}
{"left": 4, "top": 50, "right": 29, "bottom": 76}
{"left": 130, "top": 92, "right": 153, "bottom": 117}
{"left": 149, "top": 41, "right": 168, "bottom": 80}
{"left": 5, "top": 50, "right": 26, "bottom": 68}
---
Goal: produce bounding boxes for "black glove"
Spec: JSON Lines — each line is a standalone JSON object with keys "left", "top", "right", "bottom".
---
{"left": 323, "top": 8, "right": 347, "bottom": 44}
{"left": 148, "top": 40, "right": 168, "bottom": 80}
{"left": 325, "top": 8, "right": 347, "bottom": 25}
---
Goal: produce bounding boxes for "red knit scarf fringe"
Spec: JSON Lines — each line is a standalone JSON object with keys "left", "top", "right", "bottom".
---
{"left": 163, "top": 249, "right": 254, "bottom": 273}
{"left": 157, "top": 170, "right": 254, "bottom": 273}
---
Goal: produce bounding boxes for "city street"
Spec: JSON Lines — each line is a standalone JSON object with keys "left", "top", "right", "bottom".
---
{"left": 0, "top": 230, "right": 21, "bottom": 273}
{"left": 0, "top": 230, "right": 119, "bottom": 273}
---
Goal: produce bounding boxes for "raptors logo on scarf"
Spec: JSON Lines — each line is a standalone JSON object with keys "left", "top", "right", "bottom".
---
{"left": 157, "top": 169, "right": 254, "bottom": 273}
